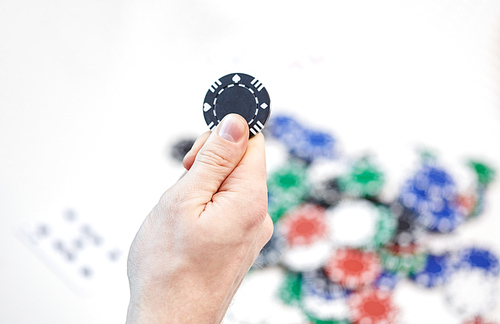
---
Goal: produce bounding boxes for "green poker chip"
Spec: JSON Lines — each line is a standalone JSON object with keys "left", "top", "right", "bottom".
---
{"left": 378, "top": 248, "right": 427, "bottom": 276}
{"left": 338, "top": 157, "right": 384, "bottom": 198}
{"left": 278, "top": 271, "right": 302, "bottom": 306}
{"left": 469, "top": 160, "right": 495, "bottom": 187}
{"left": 268, "top": 162, "right": 309, "bottom": 222}
{"left": 372, "top": 205, "right": 398, "bottom": 248}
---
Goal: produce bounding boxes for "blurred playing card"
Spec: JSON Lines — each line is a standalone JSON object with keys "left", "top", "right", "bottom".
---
{"left": 18, "top": 209, "right": 123, "bottom": 296}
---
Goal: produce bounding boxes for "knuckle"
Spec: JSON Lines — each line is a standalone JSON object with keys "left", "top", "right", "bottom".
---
{"left": 197, "top": 144, "right": 235, "bottom": 171}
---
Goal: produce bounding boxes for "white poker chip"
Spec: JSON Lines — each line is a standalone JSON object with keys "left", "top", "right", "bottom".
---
{"left": 301, "top": 293, "right": 350, "bottom": 321}
{"left": 326, "top": 199, "right": 380, "bottom": 248}
{"left": 307, "top": 158, "right": 349, "bottom": 185}
{"left": 280, "top": 239, "right": 333, "bottom": 272}
{"left": 444, "top": 268, "right": 498, "bottom": 318}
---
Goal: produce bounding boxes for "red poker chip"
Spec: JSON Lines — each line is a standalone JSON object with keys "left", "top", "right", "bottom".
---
{"left": 463, "top": 317, "right": 498, "bottom": 324}
{"left": 325, "top": 248, "right": 381, "bottom": 289}
{"left": 348, "top": 288, "right": 398, "bottom": 324}
{"left": 281, "top": 204, "right": 328, "bottom": 246}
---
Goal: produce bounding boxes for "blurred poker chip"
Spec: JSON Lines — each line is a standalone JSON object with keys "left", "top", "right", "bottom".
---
{"left": 444, "top": 268, "right": 498, "bottom": 318}
{"left": 453, "top": 247, "right": 500, "bottom": 276}
{"left": 168, "top": 137, "right": 196, "bottom": 163}
{"left": 338, "top": 157, "right": 385, "bottom": 198}
{"left": 326, "top": 199, "right": 396, "bottom": 249}
{"left": 399, "top": 163, "right": 458, "bottom": 214}
{"left": 278, "top": 271, "right": 303, "bottom": 306}
{"left": 267, "top": 161, "right": 310, "bottom": 222}
{"left": 378, "top": 248, "right": 427, "bottom": 277}
{"left": 409, "top": 253, "right": 454, "bottom": 288}
{"left": 389, "top": 201, "right": 425, "bottom": 248}
{"left": 301, "top": 269, "right": 351, "bottom": 322}
{"left": 325, "top": 248, "right": 382, "bottom": 290}
{"left": 279, "top": 204, "right": 333, "bottom": 271}
{"left": 289, "top": 128, "right": 337, "bottom": 163}
{"left": 348, "top": 288, "right": 398, "bottom": 324}
{"left": 418, "top": 199, "right": 465, "bottom": 234}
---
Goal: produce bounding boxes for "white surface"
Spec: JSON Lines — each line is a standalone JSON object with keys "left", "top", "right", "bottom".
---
{"left": 1, "top": 1, "right": 500, "bottom": 323}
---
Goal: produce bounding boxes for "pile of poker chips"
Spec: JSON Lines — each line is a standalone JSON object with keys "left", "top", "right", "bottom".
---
{"left": 168, "top": 114, "right": 498, "bottom": 324}
{"left": 255, "top": 114, "right": 498, "bottom": 324}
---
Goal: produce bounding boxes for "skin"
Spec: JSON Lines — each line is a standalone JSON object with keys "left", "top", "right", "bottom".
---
{"left": 126, "top": 114, "right": 273, "bottom": 324}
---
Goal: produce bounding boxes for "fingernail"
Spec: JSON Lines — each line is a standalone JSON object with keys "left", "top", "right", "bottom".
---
{"left": 218, "top": 114, "right": 246, "bottom": 142}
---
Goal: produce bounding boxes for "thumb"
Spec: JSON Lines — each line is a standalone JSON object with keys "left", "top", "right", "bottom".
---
{"left": 179, "top": 113, "right": 249, "bottom": 203}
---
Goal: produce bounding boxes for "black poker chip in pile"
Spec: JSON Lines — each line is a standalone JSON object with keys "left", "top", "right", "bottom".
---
{"left": 203, "top": 73, "right": 271, "bottom": 138}
{"left": 389, "top": 201, "right": 424, "bottom": 250}
{"left": 169, "top": 138, "right": 196, "bottom": 163}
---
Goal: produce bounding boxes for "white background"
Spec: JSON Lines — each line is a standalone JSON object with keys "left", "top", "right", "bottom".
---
{"left": 1, "top": 1, "right": 500, "bottom": 323}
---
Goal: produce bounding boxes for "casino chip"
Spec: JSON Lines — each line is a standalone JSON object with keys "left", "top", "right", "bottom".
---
{"left": 281, "top": 204, "right": 328, "bottom": 246}
{"left": 325, "top": 248, "right": 381, "bottom": 290}
{"left": 203, "top": 73, "right": 271, "bottom": 138}
{"left": 348, "top": 288, "right": 398, "bottom": 324}
{"left": 267, "top": 162, "right": 310, "bottom": 223}
{"left": 301, "top": 269, "right": 351, "bottom": 321}
{"left": 454, "top": 247, "right": 500, "bottom": 276}
{"left": 399, "top": 163, "right": 457, "bottom": 214}
{"left": 389, "top": 201, "right": 424, "bottom": 248}
{"left": 418, "top": 199, "right": 465, "bottom": 233}
{"left": 444, "top": 268, "right": 498, "bottom": 318}
{"left": 409, "top": 253, "right": 454, "bottom": 288}
{"left": 338, "top": 157, "right": 385, "bottom": 198}
{"left": 169, "top": 137, "right": 196, "bottom": 163}
{"left": 326, "top": 200, "right": 396, "bottom": 249}
{"left": 278, "top": 271, "right": 302, "bottom": 306}
{"left": 378, "top": 248, "right": 427, "bottom": 276}
{"left": 279, "top": 204, "right": 332, "bottom": 271}
{"left": 289, "top": 128, "right": 337, "bottom": 163}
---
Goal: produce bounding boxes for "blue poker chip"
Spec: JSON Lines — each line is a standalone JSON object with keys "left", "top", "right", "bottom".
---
{"left": 410, "top": 253, "right": 454, "bottom": 288}
{"left": 454, "top": 247, "right": 500, "bottom": 276}
{"left": 267, "top": 115, "right": 304, "bottom": 140}
{"left": 399, "top": 164, "right": 457, "bottom": 214}
{"left": 373, "top": 270, "right": 401, "bottom": 291}
{"left": 289, "top": 128, "right": 337, "bottom": 162}
{"left": 418, "top": 199, "right": 465, "bottom": 233}
{"left": 203, "top": 73, "right": 271, "bottom": 138}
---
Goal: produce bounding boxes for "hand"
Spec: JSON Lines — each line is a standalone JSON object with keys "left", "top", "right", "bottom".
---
{"left": 126, "top": 114, "right": 273, "bottom": 324}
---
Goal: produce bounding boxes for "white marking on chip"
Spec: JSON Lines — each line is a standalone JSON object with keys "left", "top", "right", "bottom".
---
{"left": 260, "top": 103, "right": 268, "bottom": 109}
{"left": 232, "top": 74, "right": 241, "bottom": 83}
{"left": 203, "top": 103, "right": 212, "bottom": 112}
{"left": 209, "top": 86, "right": 215, "bottom": 93}
{"left": 250, "top": 78, "right": 257, "bottom": 85}
{"left": 250, "top": 128, "right": 257, "bottom": 135}
{"left": 257, "top": 84, "right": 264, "bottom": 91}
{"left": 253, "top": 124, "right": 261, "bottom": 132}
{"left": 257, "top": 121, "right": 265, "bottom": 129}
{"left": 208, "top": 121, "right": 214, "bottom": 129}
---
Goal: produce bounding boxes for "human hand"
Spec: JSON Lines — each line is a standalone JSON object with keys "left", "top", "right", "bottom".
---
{"left": 126, "top": 114, "right": 273, "bottom": 324}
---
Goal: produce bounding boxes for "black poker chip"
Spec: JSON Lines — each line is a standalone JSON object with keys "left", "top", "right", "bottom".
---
{"left": 203, "top": 73, "right": 271, "bottom": 138}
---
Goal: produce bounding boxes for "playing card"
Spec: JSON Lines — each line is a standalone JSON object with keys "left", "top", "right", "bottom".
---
{"left": 18, "top": 209, "right": 124, "bottom": 296}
